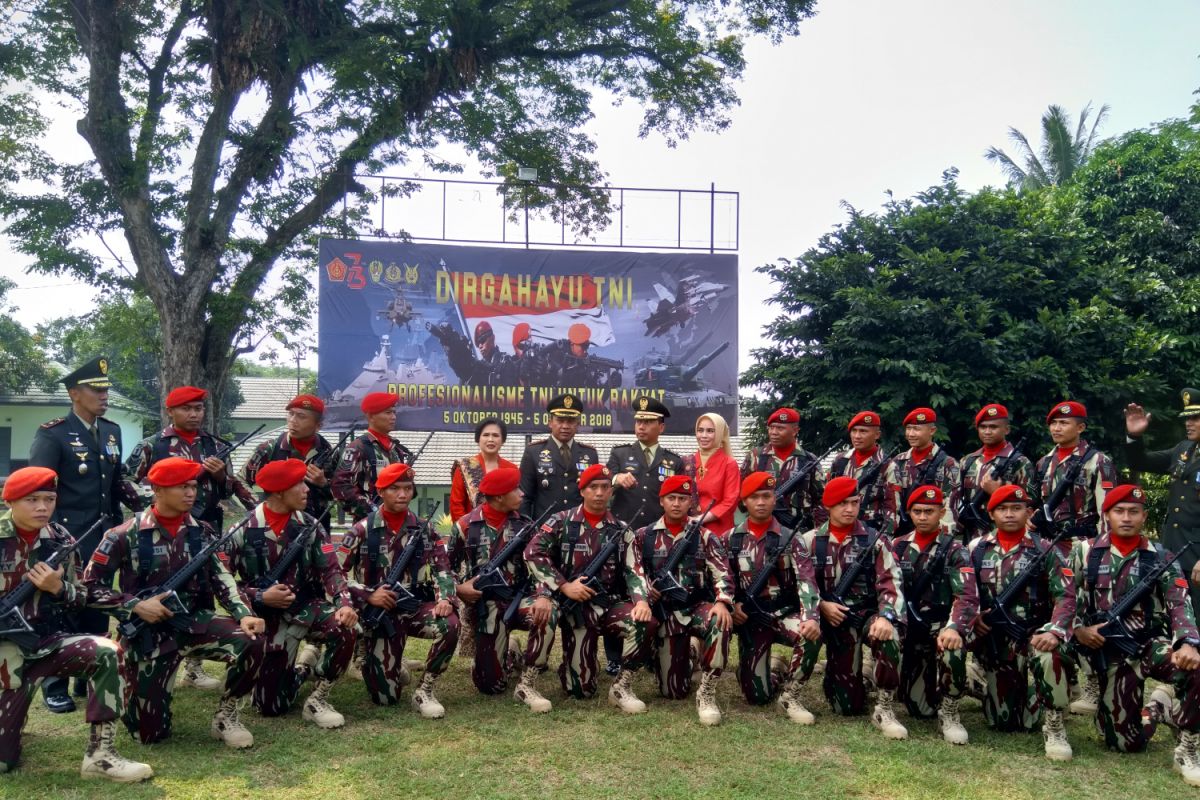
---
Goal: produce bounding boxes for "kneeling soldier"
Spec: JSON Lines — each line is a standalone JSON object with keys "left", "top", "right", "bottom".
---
{"left": 83, "top": 457, "right": 267, "bottom": 748}
{"left": 0, "top": 468, "right": 151, "bottom": 781}
{"left": 339, "top": 463, "right": 459, "bottom": 716}
{"left": 893, "top": 485, "right": 979, "bottom": 744}
{"left": 225, "top": 459, "right": 357, "bottom": 728}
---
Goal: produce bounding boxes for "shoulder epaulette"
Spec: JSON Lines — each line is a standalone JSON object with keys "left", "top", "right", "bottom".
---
{"left": 577, "top": 442, "right": 598, "bottom": 450}
{"left": 39, "top": 417, "right": 66, "bottom": 429}
{"left": 528, "top": 438, "right": 550, "bottom": 448}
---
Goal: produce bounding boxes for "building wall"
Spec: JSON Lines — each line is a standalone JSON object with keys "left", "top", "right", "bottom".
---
{"left": 0, "top": 403, "right": 145, "bottom": 475}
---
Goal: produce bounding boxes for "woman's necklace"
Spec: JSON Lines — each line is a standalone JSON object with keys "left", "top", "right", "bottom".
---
{"left": 697, "top": 451, "right": 711, "bottom": 479}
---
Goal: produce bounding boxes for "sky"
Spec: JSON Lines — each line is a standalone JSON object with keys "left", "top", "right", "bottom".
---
{"left": 3, "top": 0, "right": 1199, "bottom": 377}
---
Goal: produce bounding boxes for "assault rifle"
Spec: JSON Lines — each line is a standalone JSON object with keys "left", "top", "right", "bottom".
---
{"left": 959, "top": 438, "right": 1026, "bottom": 537}
{"left": 1030, "top": 447, "right": 1094, "bottom": 539}
{"left": 905, "top": 532, "right": 958, "bottom": 633}
{"left": 214, "top": 424, "right": 266, "bottom": 461}
{"left": 648, "top": 499, "right": 717, "bottom": 621}
{"left": 557, "top": 503, "right": 645, "bottom": 616}
{"left": 251, "top": 516, "right": 324, "bottom": 614}
{"left": 856, "top": 445, "right": 898, "bottom": 494}
{"left": 895, "top": 448, "right": 950, "bottom": 537}
{"left": 471, "top": 504, "right": 560, "bottom": 603}
{"left": 408, "top": 431, "right": 434, "bottom": 465}
{"left": 738, "top": 525, "right": 800, "bottom": 626}
{"left": 773, "top": 443, "right": 839, "bottom": 529}
{"left": 311, "top": 426, "right": 357, "bottom": 470}
{"left": 976, "top": 528, "right": 1070, "bottom": 647}
{"left": 362, "top": 502, "right": 442, "bottom": 636}
{"left": 0, "top": 519, "right": 105, "bottom": 649}
{"left": 819, "top": 526, "right": 884, "bottom": 631}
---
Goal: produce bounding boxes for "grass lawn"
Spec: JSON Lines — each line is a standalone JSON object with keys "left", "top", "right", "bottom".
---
{"left": 6, "top": 639, "right": 1187, "bottom": 800}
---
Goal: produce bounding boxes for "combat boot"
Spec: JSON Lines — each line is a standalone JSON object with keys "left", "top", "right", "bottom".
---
{"left": 81, "top": 721, "right": 154, "bottom": 783}
{"left": 1068, "top": 672, "right": 1099, "bottom": 715}
{"left": 1042, "top": 709, "right": 1073, "bottom": 761}
{"left": 303, "top": 679, "right": 346, "bottom": 729}
{"left": 777, "top": 678, "right": 815, "bottom": 725}
{"left": 179, "top": 656, "right": 221, "bottom": 690}
{"left": 689, "top": 637, "right": 703, "bottom": 687}
{"left": 937, "top": 696, "right": 969, "bottom": 745}
{"left": 345, "top": 638, "right": 367, "bottom": 681}
{"left": 1149, "top": 683, "right": 1178, "bottom": 728}
{"left": 295, "top": 642, "right": 320, "bottom": 681}
{"left": 514, "top": 667, "right": 552, "bottom": 713}
{"left": 768, "top": 653, "right": 789, "bottom": 690}
{"left": 608, "top": 669, "right": 648, "bottom": 714}
{"left": 695, "top": 670, "right": 722, "bottom": 726}
{"left": 411, "top": 672, "right": 446, "bottom": 719}
{"left": 504, "top": 636, "right": 523, "bottom": 681}
{"left": 1175, "top": 731, "right": 1200, "bottom": 787}
{"left": 871, "top": 690, "right": 909, "bottom": 740}
{"left": 210, "top": 697, "right": 254, "bottom": 748}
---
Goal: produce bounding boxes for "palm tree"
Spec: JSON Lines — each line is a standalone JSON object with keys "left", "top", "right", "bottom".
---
{"left": 985, "top": 102, "right": 1110, "bottom": 189}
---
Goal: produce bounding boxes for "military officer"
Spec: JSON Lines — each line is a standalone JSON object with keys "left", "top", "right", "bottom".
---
{"left": 331, "top": 391, "right": 412, "bottom": 521}
{"left": 608, "top": 396, "right": 682, "bottom": 530}
{"left": 28, "top": 355, "right": 141, "bottom": 712}
{"left": 240, "top": 394, "right": 337, "bottom": 529}
{"left": 824, "top": 411, "right": 892, "bottom": 534}
{"left": 740, "top": 406, "right": 827, "bottom": 530}
{"left": 518, "top": 393, "right": 599, "bottom": 520}
{"left": 958, "top": 403, "right": 1035, "bottom": 542}
{"left": 884, "top": 406, "right": 961, "bottom": 536}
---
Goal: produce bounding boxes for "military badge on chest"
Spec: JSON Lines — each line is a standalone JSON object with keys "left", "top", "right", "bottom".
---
{"left": 70, "top": 436, "right": 90, "bottom": 475}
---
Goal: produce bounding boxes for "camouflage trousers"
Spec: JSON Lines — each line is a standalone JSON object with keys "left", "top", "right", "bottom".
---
{"left": 899, "top": 629, "right": 968, "bottom": 718}
{"left": 253, "top": 603, "right": 356, "bottom": 717}
{"left": 558, "top": 600, "right": 657, "bottom": 700}
{"left": 820, "top": 615, "right": 902, "bottom": 715}
{"left": 122, "top": 614, "right": 266, "bottom": 744}
{"left": 1088, "top": 637, "right": 1200, "bottom": 752}
{"left": 362, "top": 603, "right": 459, "bottom": 706}
{"left": 472, "top": 597, "right": 558, "bottom": 695}
{"left": 0, "top": 634, "right": 123, "bottom": 768}
{"left": 974, "top": 633, "right": 1070, "bottom": 732}
{"left": 735, "top": 614, "right": 821, "bottom": 705}
{"left": 651, "top": 603, "right": 731, "bottom": 700}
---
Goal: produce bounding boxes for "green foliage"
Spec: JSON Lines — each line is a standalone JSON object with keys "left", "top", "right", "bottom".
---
{"left": 0, "top": 278, "right": 56, "bottom": 395}
{"left": 986, "top": 103, "right": 1110, "bottom": 189}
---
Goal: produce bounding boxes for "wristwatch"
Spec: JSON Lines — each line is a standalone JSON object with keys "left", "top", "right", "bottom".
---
{"left": 879, "top": 608, "right": 898, "bottom": 624}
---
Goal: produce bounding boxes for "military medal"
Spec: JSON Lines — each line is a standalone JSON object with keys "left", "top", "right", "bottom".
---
{"left": 79, "top": 462, "right": 89, "bottom": 475}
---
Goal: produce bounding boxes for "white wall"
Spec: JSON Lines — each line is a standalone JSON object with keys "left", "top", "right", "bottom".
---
{"left": 1, "top": 403, "right": 145, "bottom": 470}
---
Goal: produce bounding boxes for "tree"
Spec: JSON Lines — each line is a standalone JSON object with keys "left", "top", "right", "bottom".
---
{"left": 0, "top": 278, "right": 56, "bottom": 395}
{"left": 1, "top": 0, "right": 817, "bottom": 425}
{"left": 985, "top": 102, "right": 1110, "bottom": 189}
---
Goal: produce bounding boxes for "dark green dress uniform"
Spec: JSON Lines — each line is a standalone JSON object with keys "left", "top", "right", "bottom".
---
{"left": 1124, "top": 388, "right": 1200, "bottom": 607}
{"left": 607, "top": 396, "right": 681, "bottom": 529}
{"left": 518, "top": 393, "right": 598, "bottom": 520}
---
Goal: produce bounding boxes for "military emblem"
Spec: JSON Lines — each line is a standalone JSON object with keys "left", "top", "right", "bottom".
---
{"left": 601, "top": 466, "right": 611, "bottom": 477}
{"left": 916, "top": 413, "right": 927, "bottom": 422}
{"left": 864, "top": 414, "right": 873, "bottom": 424}
{"left": 384, "top": 263, "right": 404, "bottom": 283}
{"left": 987, "top": 407, "right": 997, "bottom": 417}
{"left": 326, "top": 256, "right": 348, "bottom": 281}
{"left": 1132, "top": 488, "right": 1144, "bottom": 500}
{"left": 779, "top": 412, "right": 790, "bottom": 422}
{"left": 639, "top": 397, "right": 649, "bottom": 411}
{"left": 765, "top": 476, "right": 776, "bottom": 489}
{"left": 368, "top": 259, "right": 384, "bottom": 283}
{"left": 1014, "top": 488, "right": 1025, "bottom": 500}
{"left": 924, "top": 489, "right": 936, "bottom": 499}
{"left": 564, "top": 396, "right": 574, "bottom": 409}
{"left": 405, "top": 264, "right": 419, "bottom": 284}
{"left": 99, "top": 358, "right": 109, "bottom": 375}
{"left": 1185, "top": 391, "right": 1192, "bottom": 407}
{"left": 682, "top": 481, "right": 691, "bottom": 492}
{"left": 1060, "top": 404, "right": 1071, "bottom": 415}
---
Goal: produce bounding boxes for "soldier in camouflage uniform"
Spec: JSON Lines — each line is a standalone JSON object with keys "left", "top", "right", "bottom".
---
{"left": 223, "top": 459, "right": 358, "bottom": 728}
{"left": 1068, "top": 484, "right": 1200, "bottom": 785}
{"left": 968, "top": 484, "right": 1076, "bottom": 760}
{"left": 631, "top": 475, "right": 734, "bottom": 725}
{"left": 824, "top": 411, "right": 893, "bottom": 535}
{"left": 331, "top": 392, "right": 412, "bottom": 521}
{"left": 338, "top": 463, "right": 459, "bottom": 717}
{"left": 884, "top": 407, "right": 961, "bottom": 536}
{"left": 802, "top": 476, "right": 908, "bottom": 738}
{"left": 740, "top": 407, "right": 827, "bottom": 531}
{"left": 525, "top": 464, "right": 658, "bottom": 713}
{"left": 83, "top": 457, "right": 268, "bottom": 748}
{"left": 727, "top": 472, "right": 822, "bottom": 725}
{"left": 892, "top": 485, "right": 979, "bottom": 744}
{"left": 957, "top": 403, "right": 1035, "bottom": 543}
{"left": 240, "top": 394, "right": 337, "bottom": 530}
{"left": 0, "top": 468, "right": 152, "bottom": 781}
{"left": 450, "top": 467, "right": 559, "bottom": 712}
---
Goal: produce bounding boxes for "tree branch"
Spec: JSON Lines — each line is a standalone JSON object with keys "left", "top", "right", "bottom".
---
{"left": 134, "top": 1, "right": 194, "bottom": 169}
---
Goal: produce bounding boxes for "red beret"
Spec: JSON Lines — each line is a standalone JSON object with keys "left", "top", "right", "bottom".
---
{"left": 822, "top": 475, "right": 859, "bottom": 508}
{"left": 165, "top": 386, "right": 207, "bottom": 408}
{"left": 987, "top": 483, "right": 1030, "bottom": 512}
{"left": 660, "top": 475, "right": 693, "bottom": 497}
{"left": 376, "top": 462, "right": 414, "bottom": 490}
{"left": 847, "top": 411, "right": 881, "bottom": 430}
{"left": 1046, "top": 401, "right": 1087, "bottom": 423}
{"left": 903, "top": 407, "right": 937, "bottom": 426}
{"left": 255, "top": 458, "right": 308, "bottom": 493}
{"left": 361, "top": 392, "right": 398, "bottom": 415}
{"left": 287, "top": 394, "right": 325, "bottom": 415}
{"left": 578, "top": 464, "right": 612, "bottom": 490}
{"left": 479, "top": 467, "right": 520, "bottom": 497}
{"left": 741, "top": 471, "right": 776, "bottom": 500}
{"left": 147, "top": 457, "right": 204, "bottom": 487}
{"left": 2, "top": 466, "right": 57, "bottom": 502}
{"left": 907, "top": 484, "right": 944, "bottom": 510}
{"left": 767, "top": 407, "right": 800, "bottom": 425}
{"left": 974, "top": 403, "right": 1008, "bottom": 426}
{"left": 1102, "top": 484, "right": 1147, "bottom": 514}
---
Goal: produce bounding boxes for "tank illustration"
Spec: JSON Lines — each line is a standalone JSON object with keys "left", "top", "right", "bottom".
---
{"left": 633, "top": 341, "right": 736, "bottom": 412}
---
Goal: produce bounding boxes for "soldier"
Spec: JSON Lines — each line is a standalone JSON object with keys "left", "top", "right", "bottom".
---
{"left": 631, "top": 475, "right": 734, "bottom": 725}
{"left": 608, "top": 396, "right": 682, "bottom": 530}
{"left": 740, "top": 407, "right": 827, "bottom": 531}
{"left": 892, "top": 485, "right": 979, "bottom": 745}
{"left": 0, "top": 468, "right": 152, "bottom": 781}
{"left": 727, "top": 472, "right": 822, "bottom": 725}
{"left": 331, "top": 391, "right": 412, "bottom": 521}
{"left": 28, "top": 355, "right": 141, "bottom": 712}
{"left": 223, "top": 459, "right": 358, "bottom": 729}
{"left": 1068, "top": 484, "right": 1200, "bottom": 785}
{"left": 803, "top": 476, "right": 908, "bottom": 738}
{"left": 824, "top": 410, "right": 892, "bottom": 534}
{"left": 957, "top": 403, "right": 1035, "bottom": 543}
{"left": 338, "top": 463, "right": 459, "bottom": 717}
{"left": 240, "top": 394, "right": 337, "bottom": 530}
{"left": 884, "top": 407, "right": 961, "bottom": 536}
{"left": 968, "top": 484, "right": 1076, "bottom": 760}
{"left": 525, "top": 464, "right": 658, "bottom": 713}
{"left": 518, "top": 393, "right": 598, "bottom": 520}
{"left": 450, "top": 467, "right": 559, "bottom": 712}
{"left": 82, "top": 457, "right": 268, "bottom": 748}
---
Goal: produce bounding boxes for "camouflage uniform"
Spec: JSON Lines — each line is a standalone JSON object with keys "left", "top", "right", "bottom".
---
{"left": 958, "top": 443, "right": 1036, "bottom": 542}
{"left": 1069, "top": 535, "right": 1200, "bottom": 752}
{"left": 240, "top": 433, "right": 337, "bottom": 528}
{"left": 331, "top": 432, "right": 413, "bottom": 521}
{"left": 801, "top": 521, "right": 906, "bottom": 714}
{"left": 631, "top": 517, "right": 734, "bottom": 699}
{"left": 967, "top": 530, "right": 1076, "bottom": 731}
{"left": 525, "top": 505, "right": 656, "bottom": 699}
{"left": 892, "top": 525, "right": 979, "bottom": 717}
{"left": 339, "top": 508, "right": 459, "bottom": 705}
{"left": 0, "top": 513, "right": 124, "bottom": 769}
{"left": 82, "top": 510, "right": 266, "bottom": 743}
{"left": 223, "top": 504, "right": 355, "bottom": 716}
{"left": 740, "top": 446, "right": 828, "bottom": 531}
{"left": 1033, "top": 441, "right": 1116, "bottom": 544}
{"left": 825, "top": 448, "right": 893, "bottom": 535}
{"left": 884, "top": 444, "right": 961, "bottom": 535}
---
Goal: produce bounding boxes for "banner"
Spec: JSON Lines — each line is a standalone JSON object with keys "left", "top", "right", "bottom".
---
{"left": 317, "top": 240, "right": 738, "bottom": 435}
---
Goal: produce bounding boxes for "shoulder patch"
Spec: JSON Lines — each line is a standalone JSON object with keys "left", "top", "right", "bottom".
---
{"left": 90, "top": 551, "right": 109, "bottom": 565}
{"left": 1176, "top": 578, "right": 1189, "bottom": 589}
{"left": 1060, "top": 567, "right": 1074, "bottom": 578}
{"left": 529, "top": 438, "right": 549, "bottom": 448}
{"left": 39, "top": 417, "right": 66, "bottom": 429}
{"left": 578, "top": 442, "right": 597, "bottom": 450}
{"left": 321, "top": 542, "right": 335, "bottom": 554}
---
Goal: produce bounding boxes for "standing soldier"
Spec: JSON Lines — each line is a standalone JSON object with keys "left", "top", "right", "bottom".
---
{"left": 82, "top": 457, "right": 268, "bottom": 749}
{"left": 740, "top": 407, "right": 827, "bottom": 531}
{"left": 884, "top": 407, "right": 961, "bottom": 536}
{"left": 1068, "top": 484, "right": 1200, "bottom": 785}
{"left": 893, "top": 485, "right": 979, "bottom": 745}
{"left": 331, "top": 391, "right": 412, "bottom": 521}
{"left": 957, "top": 403, "right": 1035, "bottom": 543}
{"left": 803, "top": 476, "right": 908, "bottom": 739}
{"left": 0, "top": 467, "right": 152, "bottom": 781}
{"left": 338, "top": 463, "right": 459, "bottom": 717}
{"left": 518, "top": 393, "right": 599, "bottom": 520}
{"left": 28, "top": 356, "right": 142, "bottom": 712}
{"left": 968, "top": 484, "right": 1076, "bottom": 761}
{"left": 825, "top": 411, "right": 892, "bottom": 534}
{"left": 223, "top": 459, "right": 358, "bottom": 729}
{"left": 240, "top": 394, "right": 337, "bottom": 530}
